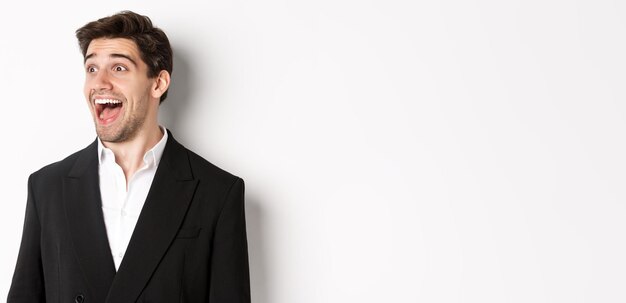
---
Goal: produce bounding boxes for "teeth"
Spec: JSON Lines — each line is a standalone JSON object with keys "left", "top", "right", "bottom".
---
{"left": 95, "top": 98, "right": 122, "bottom": 105}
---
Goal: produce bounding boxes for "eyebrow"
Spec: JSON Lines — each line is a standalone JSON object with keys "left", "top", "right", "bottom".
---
{"left": 84, "top": 53, "right": 138, "bottom": 66}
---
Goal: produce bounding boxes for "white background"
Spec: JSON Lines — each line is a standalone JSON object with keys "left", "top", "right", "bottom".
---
{"left": 1, "top": 1, "right": 625, "bottom": 302}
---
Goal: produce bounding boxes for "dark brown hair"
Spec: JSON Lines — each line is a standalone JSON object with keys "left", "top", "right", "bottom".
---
{"left": 76, "top": 11, "right": 173, "bottom": 103}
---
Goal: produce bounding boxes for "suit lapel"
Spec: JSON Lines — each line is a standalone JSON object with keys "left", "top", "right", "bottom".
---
{"left": 63, "top": 140, "right": 116, "bottom": 301}
{"left": 105, "top": 133, "right": 199, "bottom": 303}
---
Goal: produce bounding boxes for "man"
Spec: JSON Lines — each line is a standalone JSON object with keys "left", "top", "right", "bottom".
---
{"left": 8, "top": 11, "right": 250, "bottom": 303}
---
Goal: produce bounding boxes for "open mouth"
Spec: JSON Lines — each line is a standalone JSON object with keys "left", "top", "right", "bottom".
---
{"left": 94, "top": 98, "right": 123, "bottom": 125}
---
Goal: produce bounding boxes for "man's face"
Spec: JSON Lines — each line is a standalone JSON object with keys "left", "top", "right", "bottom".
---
{"left": 83, "top": 38, "right": 157, "bottom": 143}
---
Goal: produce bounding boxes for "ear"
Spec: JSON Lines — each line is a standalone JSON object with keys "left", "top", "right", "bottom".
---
{"left": 151, "top": 70, "right": 171, "bottom": 100}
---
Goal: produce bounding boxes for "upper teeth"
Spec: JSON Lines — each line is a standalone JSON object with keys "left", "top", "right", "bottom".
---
{"left": 95, "top": 99, "right": 121, "bottom": 104}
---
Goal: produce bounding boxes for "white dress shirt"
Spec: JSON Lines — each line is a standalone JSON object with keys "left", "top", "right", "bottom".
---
{"left": 97, "top": 127, "right": 168, "bottom": 271}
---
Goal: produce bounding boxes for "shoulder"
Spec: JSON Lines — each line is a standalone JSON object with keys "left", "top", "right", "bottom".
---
{"left": 184, "top": 143, "right": 242, "bottom": 188}
{"left": 170, "top": 140, "right": 245, "bottom": 212}
{"left": 164, "top": 132, "right": 242, "bottom": 188}
{"left": 187, "top": 148, "right": 241, "bottom": 183}
{"left": 29, "top": 141, "right": 97, "bottom": 185}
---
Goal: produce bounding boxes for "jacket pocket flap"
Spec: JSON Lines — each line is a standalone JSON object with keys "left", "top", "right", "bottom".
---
{"left": 176, "top": 227, "right": 201, "bottom": 239}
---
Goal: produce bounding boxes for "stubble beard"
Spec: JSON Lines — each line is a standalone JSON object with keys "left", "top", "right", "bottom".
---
{"left": 95, "top": 104, "right": 147, "bottom": 143}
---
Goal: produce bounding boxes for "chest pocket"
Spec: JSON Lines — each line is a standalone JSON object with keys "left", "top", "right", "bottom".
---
{"left": 175, "top": 227, "right": 201, "bottom": 239}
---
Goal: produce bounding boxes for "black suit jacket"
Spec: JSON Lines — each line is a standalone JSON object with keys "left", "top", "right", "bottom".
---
{"left": 8, "top": 132, "right": 251, "bottom": 303}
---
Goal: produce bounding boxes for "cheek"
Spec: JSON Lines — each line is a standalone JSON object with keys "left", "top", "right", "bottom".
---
{"left": 127, "top": 82, "right": 150, "bottom": 100}
{"left": 84, "top": 79, "right": 93, "bottom": 99}
{"left": 84, "top": 90, "right": 91, "bottom": 104}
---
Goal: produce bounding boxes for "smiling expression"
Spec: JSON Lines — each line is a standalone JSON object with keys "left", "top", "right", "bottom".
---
{"left": 83, "top": 38, "right": 160, "bottom": 143}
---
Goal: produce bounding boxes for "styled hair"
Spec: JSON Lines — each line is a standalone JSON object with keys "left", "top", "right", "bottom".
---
{"left": 76, "top": 11, "right": 173, "bottom": 103}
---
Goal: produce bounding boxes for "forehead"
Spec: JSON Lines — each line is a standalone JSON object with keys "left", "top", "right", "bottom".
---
{"left": 85, "top": 38, "right": 141, "bottom": 61}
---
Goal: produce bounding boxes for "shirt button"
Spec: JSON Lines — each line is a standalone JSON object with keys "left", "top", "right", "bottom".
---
{"left": 118, "top": 252, "right": 124, "bottom": 258}
{"left": 121, "top": 210, "right": 127, "bottom": 217}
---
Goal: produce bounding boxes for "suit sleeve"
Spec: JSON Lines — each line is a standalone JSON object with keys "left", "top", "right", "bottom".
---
{"left": 7, "top": 175, "right": 46, "bottom": 303}
{"left": 209, "top": 177, "right": 251, "bottom": 303}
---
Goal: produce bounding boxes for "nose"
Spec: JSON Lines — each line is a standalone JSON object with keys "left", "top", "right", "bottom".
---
{"left": 90, "top": 69, "right": 113, "bottom": 91}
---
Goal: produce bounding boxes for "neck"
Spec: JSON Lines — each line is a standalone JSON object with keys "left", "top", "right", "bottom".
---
{"left": 102, "top": 122, "right": 164, "bottom": 184}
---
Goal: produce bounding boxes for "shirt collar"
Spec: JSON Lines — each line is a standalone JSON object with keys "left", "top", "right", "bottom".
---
{"left": 97, "top": 126, "right": 169, "bottom": 168}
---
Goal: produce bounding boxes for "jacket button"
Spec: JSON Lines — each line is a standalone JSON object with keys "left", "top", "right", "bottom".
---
{"left": 75, "top": 294, "right": 85, "bottom": 303}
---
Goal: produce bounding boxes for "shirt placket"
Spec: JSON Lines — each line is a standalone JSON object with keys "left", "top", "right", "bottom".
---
{"left": 113, "top": 163, "right": 128, "bottom": 266}
{"left": 115, "top": 160, "right": 152, "bottom": 268}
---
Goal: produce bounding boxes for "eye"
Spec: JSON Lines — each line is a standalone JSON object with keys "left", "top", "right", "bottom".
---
{"left": 113, "top": 65, "right": 128, "bottom": 72}
{"left": 86, "top": 66, "right": 97, "bottom": 73}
